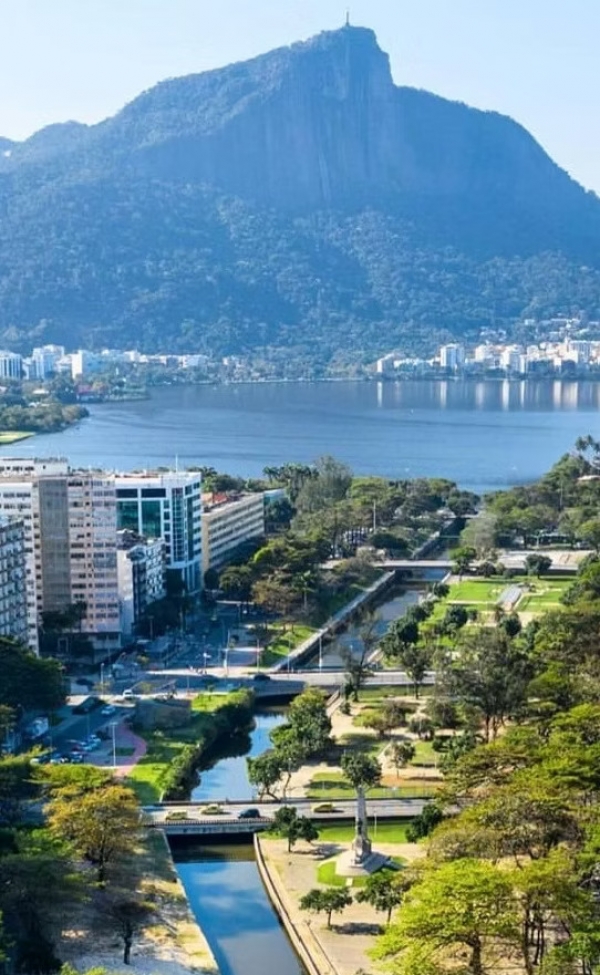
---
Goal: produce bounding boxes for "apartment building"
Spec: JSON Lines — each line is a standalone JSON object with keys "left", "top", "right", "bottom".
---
{"left": 0, "top": 515, "right": 28, "bottom": 645}
{"left": 0, "top": 352, "right": 22, "bottom": 380}
{"left": 201, "top": 492, "right": 265, "bottom": 575}
{"left": 0, "top": 458, "right": 120, "bottom": 653}
{"left": 117, "top": 531, "right": 165, "bottom": 637}
{"left": 115, "top": 472, "right": 202, "bottom": 593}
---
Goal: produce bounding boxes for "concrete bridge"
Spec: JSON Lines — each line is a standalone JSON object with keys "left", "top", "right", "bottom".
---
{"left": 143, "top": 796, "right": 430, "bottom": 836}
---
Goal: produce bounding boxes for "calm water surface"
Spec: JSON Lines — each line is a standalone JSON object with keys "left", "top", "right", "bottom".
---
{"left": 192, "top": 710, "right": 285, "bottom": 802}
{"left": 174, "top": 844, "right": 305, "bottom": 975}
{"left": 11, "top": 379, "right": 600, "bottom": 492}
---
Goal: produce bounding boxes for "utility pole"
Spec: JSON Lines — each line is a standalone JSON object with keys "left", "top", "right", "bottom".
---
{"left": 110, "top": 722, "right": 117, "bottom": 769}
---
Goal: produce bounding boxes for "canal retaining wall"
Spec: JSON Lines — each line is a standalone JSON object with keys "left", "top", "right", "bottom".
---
{"left": 155, "top": 831, "right": 221, "bottom": 975}
{"left": 254, "top": 835, "right": 337, "bottom": 975}
{"left": 270, "top": 570, "right": 396, "bottom": 673}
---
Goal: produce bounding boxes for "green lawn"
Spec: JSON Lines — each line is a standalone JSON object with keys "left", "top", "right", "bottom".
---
{"left": 447, "top": 580, "right": 510, "bottom": 603}
{"left": 308, "top": 771, "right": 440, "bottom": 800}
{"left": 315, "top": 821, "right": 412, "bottom": 844}
{"left": 316, "top": 858, "right": 368, "bottom": 887}
{"left": 259, "top": 623, "right": 315, "bottom": 667}
{"left": 0, "top": 431, "right": 33, "bottom": 445}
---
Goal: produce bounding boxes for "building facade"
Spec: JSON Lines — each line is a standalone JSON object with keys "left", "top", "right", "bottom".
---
{"left": 0, "top": 352, "right": 22, "bottom": 380}
{"left": 0, "top": 458, "right": 120, "bottom": 654}
{"left": 201, "top": 493, "right": 265, "bottom": 575}
{"left": 115, "top": 472, "right": 202, "bottom": 593}
{"left": 117, "top": 531, "right": 166, "bottom": 637}
{"left": 0, "top": 515, "right": 28, "bottom": 645}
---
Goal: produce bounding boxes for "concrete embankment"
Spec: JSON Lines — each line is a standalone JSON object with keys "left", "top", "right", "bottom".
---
{"left": 155, "top": 831, "right": 221, "bottom": 974}
{"left": 254, "top": 835, "right": 338, "bottom": 975}
{"left": 271, "top": 570, "right": 396, "bottom": 673}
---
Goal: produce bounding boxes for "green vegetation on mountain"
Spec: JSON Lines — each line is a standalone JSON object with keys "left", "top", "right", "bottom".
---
{"left": 0, "top": 27, "right": 599, "bottom": 365}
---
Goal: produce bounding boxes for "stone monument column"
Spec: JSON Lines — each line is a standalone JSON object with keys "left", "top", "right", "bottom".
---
{"left": 351, "top": 785, "right": 372, "bottom": 865}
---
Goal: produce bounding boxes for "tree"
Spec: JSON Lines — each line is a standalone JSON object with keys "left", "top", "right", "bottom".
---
{"left": 374, "top": 859, "right": 520, "bottom": 975}
{"left": 0, "top": 638, "right": 65, "bottom": 711}
{"left": 270, "top": 807, "right": 319, "bottom": 851}
{"left": 356, "top": 869, "right": 407, "bottom": 924}
{"left": 405, "top": 803, "right": 444, "bottom": 842}
{"left": 95, "top": 889, "right": 153, "bottom": 965}
{"left": 525, "top": 554, "right": 552, "bottom": 577}
{"left": 341, "top": 752, "right": 382, "bottom": 794}
{"left": 0, "top": 754, "right": 38, "bottom": 826}
{"left": 452, "top": 545, "right": 476, "bottom": 578}
{"left": 218, "top": 565, "right": 254, "bottom": 604}
{"left": 247, "top": 751, "right": 284, "bottom": 801}
{"left": 299, "top": 887, "right": 352, "bottom": 929}
{"left": 461, "top": 513, "right": 498, "bottom": 559}
{"left": 285, "top": 688, "right": 331, "bottom": 757}
{"left": 391, "top": 641, "right": 432, "bottom": 698}
{"left": 390, "top": 740, "right": 415, "bottom": 776}
{"left": 341, "top": 612, "right": 379, "bottom": 701}
{"left": 438, "top": 629, "right": 531, "bottom": 741}
{"left": 47, "top": 783, "right": 140, "bottom": 881}
{"left": 441, "top": 604, "right": 469, "bottom": 635}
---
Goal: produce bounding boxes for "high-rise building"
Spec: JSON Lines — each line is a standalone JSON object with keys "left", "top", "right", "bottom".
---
{"left": 0, "top": 352, "right": 22, "bottom": 380}
{"left": 117, "top": 531, "right": 165, "bottom": 637}
{"left": 115, "top": 472, "right": 202, "bottom": 593}
{"left": 30, "top": 345, "right": 66, "bottom": 380}
{"left": 0, "top": 515, "right": 28, "bottom": 645}
{"left": 201, "top": 493, "right": 265, "bottom": 575}
{"left": 0, "top": 458, "right": 120, "bottom": 654}
{"left": 439, "top": 344, "right": 465, "bottom": 370}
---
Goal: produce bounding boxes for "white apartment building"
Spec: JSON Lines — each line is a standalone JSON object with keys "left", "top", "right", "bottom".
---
{"left": 30, "top": 345, "right": 66, "bottom": 380}
{"left": 0, "top": 352, "right": 22, "bottom": 380}
{"left": 0, "top": 515, "right": 28, "bottom": 645}
{"left": 0, "top": 458, "right": 120, "bottom": 654}
{"left": 117, "top": 532, "right": 165, "bottom": 637}
{"left": 440, "top": 344, "right": 465, "bottom": 370}
{"left": 115, "top": 472, "right": 202, "bottom": 593}
{"left": 71, "top": 350, "right": 104, "bottom": 379}
{"left": 201, "top": 493, "right": 265, "bottom": 575}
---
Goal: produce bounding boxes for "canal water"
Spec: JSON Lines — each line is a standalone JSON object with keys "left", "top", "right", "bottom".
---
{"left": 192, "top": 710, "right": 286, "bottom": 802}
{"left": 173, "top": 841, "right": 305, "bottom": 975}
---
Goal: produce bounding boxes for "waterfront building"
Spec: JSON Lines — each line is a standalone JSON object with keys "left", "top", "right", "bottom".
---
{"left": 375, "top": 354, "right": 396, "bottom": 376}
{"left": 0, "top": 352, "right": 22, "bottom": 380}
{"left": 115, "top": 471, "right": 202, "bottom": 593}
{"left": 201, "top": 492, "right": 265, "bottom": 575}
{"left": 117, "top": 531, "right": 165, "bottom": 637}
{"left": 0, "top": 515, "right": 28, "bottom": 645}
{"left": 500, "top": 346, "right": 523, "bottom": 372}
{"left": 439, "top": 344, "right": 465, "bottom": 370}
{"left": 30, "top": 345, "right": 66, "bottom": 379}
{"left": 71, "top": 350, "right": 104, "bottom": 378}
{"left": 0, "top": 458, "right": 120, "bottom": 654}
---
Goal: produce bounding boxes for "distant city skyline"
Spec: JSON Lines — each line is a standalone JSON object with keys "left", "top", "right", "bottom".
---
{"left": 0, "top": 1, "right": 598, "bottom": 192}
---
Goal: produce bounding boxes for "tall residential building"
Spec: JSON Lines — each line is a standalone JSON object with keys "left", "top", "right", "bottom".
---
{"left": 30, "top": 345, "right": 66, "bottom": 380}
{"left": 0, "top": 352, "right": 22, "bottom": 380}
{"left": 0, "top": 458, "right": 120, "bottom": 654}
{"left": 117, "top": 531, "right": 165, "bottom": 637}
{"left": 0, "top": 515, "right": 28, "bottom": 645}
{"left": 201, "top": 493, "right": 265, "bottom": 575}
{"left": 115, "top": 472, "right": 202, "bottom": 593}
{"left": 439, "top": 344, "right": 465, "bottom": 370}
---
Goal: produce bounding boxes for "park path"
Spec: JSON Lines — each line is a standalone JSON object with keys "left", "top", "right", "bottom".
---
{"left": 93, "top": 721, "right": 147, "bottom": 777}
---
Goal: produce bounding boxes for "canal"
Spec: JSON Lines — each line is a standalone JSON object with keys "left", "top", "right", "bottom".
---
{"left": 173, "top": 841, "right": 306, "bottom": 975}
{"left": 171, "top": 579, "right": 431, "bottom": 974}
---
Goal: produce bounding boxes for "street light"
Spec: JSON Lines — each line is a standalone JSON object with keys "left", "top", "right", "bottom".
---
{"left": 110, "top": 721, "right": 117, "bottom": 769}
{"left": 318, "top": 633, "right": 323, "bottom": 671}
{"left": 100, "top": 662, "right": 105, "bottom": 693}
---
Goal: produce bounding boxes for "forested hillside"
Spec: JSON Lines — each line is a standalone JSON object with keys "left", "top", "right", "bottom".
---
{"left": 0, "top": 26, "right": 599, "bottom": 364}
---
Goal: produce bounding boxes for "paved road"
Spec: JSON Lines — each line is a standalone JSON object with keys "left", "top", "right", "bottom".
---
{"left": 144, "top": 797, "right": 428, "bottom": 823}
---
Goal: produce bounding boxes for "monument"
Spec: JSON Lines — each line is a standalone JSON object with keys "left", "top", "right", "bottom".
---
{"left": 335, "top": 785, "right": 389, "bottom": 877}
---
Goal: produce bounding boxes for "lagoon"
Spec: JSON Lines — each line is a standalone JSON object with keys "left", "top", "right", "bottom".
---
{"left": 8, "top": 379, "right": 600, "bottom": 493}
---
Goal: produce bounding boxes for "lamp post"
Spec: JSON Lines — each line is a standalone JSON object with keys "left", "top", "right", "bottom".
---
{"left": 318, "top": 633, "right": 323, "bottom": 671}
{"left": 100, "top": 662, "right": 105, "bottom": 694}
{"left": 110, "top": 721, "right": 117, "bottom": 769}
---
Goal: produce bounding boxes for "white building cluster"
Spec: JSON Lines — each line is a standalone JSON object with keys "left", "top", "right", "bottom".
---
{"left": 0, "top": 344, "right": 213, "bottom": 382}
{"left": 0, "top": 459, "right": 266, "bottom": 658}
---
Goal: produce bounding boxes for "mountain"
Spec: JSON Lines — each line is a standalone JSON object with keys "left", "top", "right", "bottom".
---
{"left": 0, "top": 25, "right": 599, "bottom": 367}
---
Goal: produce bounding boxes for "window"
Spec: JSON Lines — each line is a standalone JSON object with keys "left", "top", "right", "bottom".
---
{"left": 117, "top": 501, "right": 139, "bottom": 532}
{"left": 141, "top": 500, "right": 161, "bottom": 537}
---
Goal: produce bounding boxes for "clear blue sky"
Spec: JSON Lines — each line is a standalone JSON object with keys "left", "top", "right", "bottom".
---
{"left": 1, "top": 0, "right": 598, "bottom": 190}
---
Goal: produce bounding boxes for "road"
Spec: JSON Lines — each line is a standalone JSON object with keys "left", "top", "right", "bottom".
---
{"left": 144, "top": 796, "right": 428, "bottom": 824}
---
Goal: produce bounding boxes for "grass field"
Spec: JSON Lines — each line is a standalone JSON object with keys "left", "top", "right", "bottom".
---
{"left": 259, "top": 623, "right": 315, "bottom": 667}
{"left": 315, "top": 821, "right": 412, "bottom": 844}
{"left": 308, "top": 771, "right": 440, "bottom": 800}
{"left": 0, "top": 431, "right": 33, "bottom": 445}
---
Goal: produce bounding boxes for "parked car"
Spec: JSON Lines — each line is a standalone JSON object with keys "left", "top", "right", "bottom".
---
{"left": 122, "top": 689, "right": 135, "bottom": 700}
{"left": 101, "top": 704, "right": 116, "bottom": 716}
{"left": 252, "top": 674, "right": 271, "bottom": 683}
{"left": 238, "top": 808, "right": 261, "bottom": 820}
